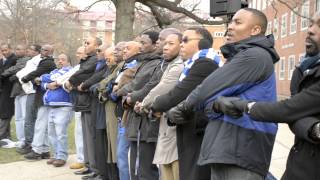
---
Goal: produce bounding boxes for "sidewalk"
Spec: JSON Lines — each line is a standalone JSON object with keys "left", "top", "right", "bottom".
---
{"left": 0, "top": 124, "right": 294, "bottom": 180}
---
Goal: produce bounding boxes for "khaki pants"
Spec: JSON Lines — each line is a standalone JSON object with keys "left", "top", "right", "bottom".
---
{"left": 161, "top": 160, "right": 179, "bottom": 180}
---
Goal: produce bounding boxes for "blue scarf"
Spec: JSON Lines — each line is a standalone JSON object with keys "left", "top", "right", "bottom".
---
{"left": 299, "top": 53, "right": 320, "bottom": 73}
{"left": 179, "top": 48, "right": 221, "bottom": 82}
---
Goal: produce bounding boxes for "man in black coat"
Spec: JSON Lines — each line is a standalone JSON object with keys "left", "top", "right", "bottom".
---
{"left": 23, "top": 44, "right": 56, "bottom": 160}
{"left": 151, "top": 27, "right": 220, "bottom": 180}
{"left": 0, "top": 43, "right": 17, "bottom": 139}
{"left": 213, "top": 12, "right": 320, "bottom": 180}
{"left": 66, "top": 36, "right": 101, "bottom": 179}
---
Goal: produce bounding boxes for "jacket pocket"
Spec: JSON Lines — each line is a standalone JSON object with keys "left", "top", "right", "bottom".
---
{"left": 74, "top": 92, "right": 91, "bottom": 112}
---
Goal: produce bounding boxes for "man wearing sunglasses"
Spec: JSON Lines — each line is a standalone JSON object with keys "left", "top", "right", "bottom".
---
{"left": 167, "top": 8, "right": 280, "bottom": 180}
{"left": 150, "top": 27, "right": 220, "bottom": 180}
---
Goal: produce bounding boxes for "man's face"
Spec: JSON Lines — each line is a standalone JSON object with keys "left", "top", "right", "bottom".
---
{"left": 15, "top": 45, "right": 26, "bottom": 58}
{"left": 57, "top": 55, "right": 69, "bottom": 69}
{"left": 226, "top": 9, "right": 257, "bottom": 44}
{"left": 96, "top": 45, "right": 105, "bottom": 60}
{"left": 180, "top": 30, "right": 201, "bottom": 60}
{"left": 40, "top": 45, "right": 52, "bottom": 57}
{"left": 123, "top": 42, "right": 140, "bottom": 60}
{"left": 114, "top": 43, "right": 125, "bottom": 62}
{"left": 105, "top": 48, "right": 116, "bottom": 66}
{"left": 27, "top": 46, "right": 38, "bottom": 57}
{"left": 155, "top": 32, "right": 167, "bottom": 53}
{"left": 305, "top": 14, "right": 320, "bottom": 56}
{"left": 84, "top": 37, "right": 98, "bottom": 55}
{"left": 1, "top": 45, "right": 11, "bottom": 58}
{"left": 163, "top": 34, "right": 181, "bottom": 61}
{"left": 75, "top": 47, "right": 86, "bottom": 62}
{"left": 139, "top": 34, "right": 156, "bottom": 53}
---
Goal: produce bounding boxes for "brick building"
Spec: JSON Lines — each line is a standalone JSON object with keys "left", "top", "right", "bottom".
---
{"left": 248, "top": 0, "right": 320, "bottom": 96}
{"left": 78, "top": 11, "right": 116, "bottom": 46}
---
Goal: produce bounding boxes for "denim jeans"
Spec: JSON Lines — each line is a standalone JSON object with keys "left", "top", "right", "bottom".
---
{"left": 32, "top": 106, "right": 50, "bottom": 153}
{"left": 48, "top": 106, "right": 73, "bottom": 160}
{"left": 14, "top": 94, "right": 27, "bottom": 145}
{"left": 74, "top": 112, "right": 84, "bottom": 163}
{"left": 117, "top": 124, "right": 130, "bottom": 180}
{"left": 24, "top": 93, "right": 38, "bottom": 145}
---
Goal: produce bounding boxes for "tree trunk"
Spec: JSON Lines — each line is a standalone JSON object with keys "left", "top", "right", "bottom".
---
{"left": 114, "top": 0, "right": 136, "bottom": 43}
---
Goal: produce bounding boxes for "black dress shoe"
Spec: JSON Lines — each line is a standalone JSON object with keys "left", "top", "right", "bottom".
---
{"left": 74, "top": 167, "right": 91, "bottom": 175}
{"left": 82, "top": 172, "right": 98, "bottom": 180}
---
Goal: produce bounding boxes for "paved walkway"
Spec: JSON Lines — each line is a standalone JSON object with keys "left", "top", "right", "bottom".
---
{"left": 0, "top": 124, "right": 294, "bottom": 180}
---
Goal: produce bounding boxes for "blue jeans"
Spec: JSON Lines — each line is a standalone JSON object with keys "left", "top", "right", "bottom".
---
{"left": 32, "top": 106, "right": 50, "bottom": 153}
{"left": 74, "top": 112, "right": 84, "bottom": 163}
{"left": 117, "top": 124, "right": 130, "bottom": 180}
{"left": 24, "top": 93, "right": 38, "bottom": 145}
{"left": 48, "top": 106, "right": 73, "bottom": 160}
{"left": 14, "top": 94, "right": 27, "bottom": 145}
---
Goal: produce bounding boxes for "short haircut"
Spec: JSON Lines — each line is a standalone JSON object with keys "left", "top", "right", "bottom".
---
{"left": 170, "top": 32, "right": 183, "bottom": 42}
{"left": 187, "top": 27, "right": 213, "bottom": 47}
{"left": 95, "top": 37, "right": 103, "bottom": 46}
{"left": 31, "top": 44, "right": 42, "bottom": 53}
{"left": 142, "top": 31, "right": 159, "bottom": 44}
{"left": 243, "top": 8, "right": 268, "bottom": 35}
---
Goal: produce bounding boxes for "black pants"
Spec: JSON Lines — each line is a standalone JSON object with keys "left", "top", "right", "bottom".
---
{"left": 106, "top": 163, "right": 120, "bottom": 180}
{"left": 81, "top": 112, "right": 97, "bottom": 173}
{"left": 95, "top": 128, "right": 109, "bottom": 179}
{"left": 0, "top": 118, "right": 11, "bottom": 139}
{"left": 130, "top": 141, "right": 159, "bottom": 180}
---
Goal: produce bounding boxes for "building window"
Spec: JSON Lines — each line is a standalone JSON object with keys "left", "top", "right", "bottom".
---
{"left": 299, "top": 53, "right": 305, "bottom": 62}
{"left": 288, "top": 55, "right": 295, "bottom": 80}
{"left": 97, "top": 31, "right": 105, "bottom": 41}
{"left": 273, "top": 18, "right": 279, "bottom": 40}
{"left": 96, "top": 21, "right": 106, "bottom": 30}
{"left": 214, "top": 32, "right": 224, "bottom": 37}
{"left": 281, "top": 13, "right": 287, "bottom": 38}
{"left": 301, "top": 1, "right": 310, "bottom": 31}
{"left": 290, "top": 10, "right": 297, "bottom": 34}
{"left": 279, "top": 57, "right": 285, "bottom": 80}
{"left": 82, "top": 20, "right": 90, "bottom": 28}
{"left": 266, "top": 21, "right": 272, "bottom": 35}
{"left": 252, "top": 0, "right": 256, "bottom": 9}
{"left": 257, "top": 0, "right": 261, "bottom": 10}
{"left": 317, "top": 0, "right": 320, "bottom": 12}
{"left": 262, "top": 0, "right": 266, "bottom": 10}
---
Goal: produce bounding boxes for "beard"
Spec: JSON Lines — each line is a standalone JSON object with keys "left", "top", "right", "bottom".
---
{"left": 306, "top": 37, "right": 320, "bottom": 56}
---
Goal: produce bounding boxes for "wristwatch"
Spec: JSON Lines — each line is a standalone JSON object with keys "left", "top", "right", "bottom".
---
{"left": 247, "top": 102, "right": 256, "bottom": 114}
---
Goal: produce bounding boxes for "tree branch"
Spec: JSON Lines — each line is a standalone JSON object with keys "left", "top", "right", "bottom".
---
{"left": 139, "top": 0, "right": 224, "bottom": 25}
{"left": 277, "top": 0, "right": 310, "bottom": 20}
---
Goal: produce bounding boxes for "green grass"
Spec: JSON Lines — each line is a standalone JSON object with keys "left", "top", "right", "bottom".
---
{"left": 0, "top": 118, "right": 76, "bottom": 164}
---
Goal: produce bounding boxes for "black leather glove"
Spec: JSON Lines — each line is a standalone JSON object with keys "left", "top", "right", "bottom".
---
{"left": 21, "top": 76, "right": 28, "bottom": 83}
{"left": 309, "top": 122, "right": 320, "bottom": 142}
{"left": 167, "top": 101, "right": 193, "bottom": 125}
{"left": 213, "top": 96, "right": 248, "bottom": 119}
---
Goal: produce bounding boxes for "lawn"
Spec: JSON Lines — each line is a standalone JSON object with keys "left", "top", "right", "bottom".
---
{"left": 0, "top": 118, "right": 76, "bottom": 164}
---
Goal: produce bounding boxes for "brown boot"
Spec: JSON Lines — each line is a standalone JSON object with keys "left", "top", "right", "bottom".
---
{"left": 52, "top": 159, "right": 66, "bottom": 167}
{"left": 46, "top": 158, "right": 56, "bottom": 165}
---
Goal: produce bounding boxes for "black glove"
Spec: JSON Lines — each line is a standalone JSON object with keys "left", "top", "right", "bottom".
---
{"left": 309, "top": 122, "right": 320, "bottom": 142}
{"left": 213, "top": 96, "right": 248, "bottom": 119}
{"left": 167, "top": 101, "right": 193, "bottom": 125}
{"left": 21, "top": 76, "right": 28, "bottom": 83}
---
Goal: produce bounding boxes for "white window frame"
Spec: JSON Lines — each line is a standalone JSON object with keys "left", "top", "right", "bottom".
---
{"left": 96, "top": 20, "right": 106, "bottom": 30}
{"left": 82, "top": 20, "right": 90, "bottom": 28}
{"left": 252, "top": 0, "right": 257, "bottom": 9}
{"left": 279, "top": 57, "right": 285, "bottom": 80}
{"left": 288, "top": 55, "right": 295, "bottom": 80}
{"left": 96, "top": 31, "right": 105, "bottom": 41}
{"left": 317, "top": 0, "right": 320, "bottom": 12}
{"left": 290, "top": 10, "right": 297, "bottom": 34}
{"left": 301, "top": 1, "right": 310, "bottom": 31}
{"left": 262, "top": 0, "right": 266, "bottom": 10}
{"left": 281, "top": 13, "right": 287, "bottom": 38}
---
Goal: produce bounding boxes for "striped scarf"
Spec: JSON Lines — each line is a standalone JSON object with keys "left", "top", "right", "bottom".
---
{"left": 179, "top": 48, "right": 221, "bottom": 82}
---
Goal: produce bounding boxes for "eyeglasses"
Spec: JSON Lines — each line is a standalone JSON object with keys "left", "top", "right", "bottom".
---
{"left": 181, "top": 37, "right": 202, "bottom": 43}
